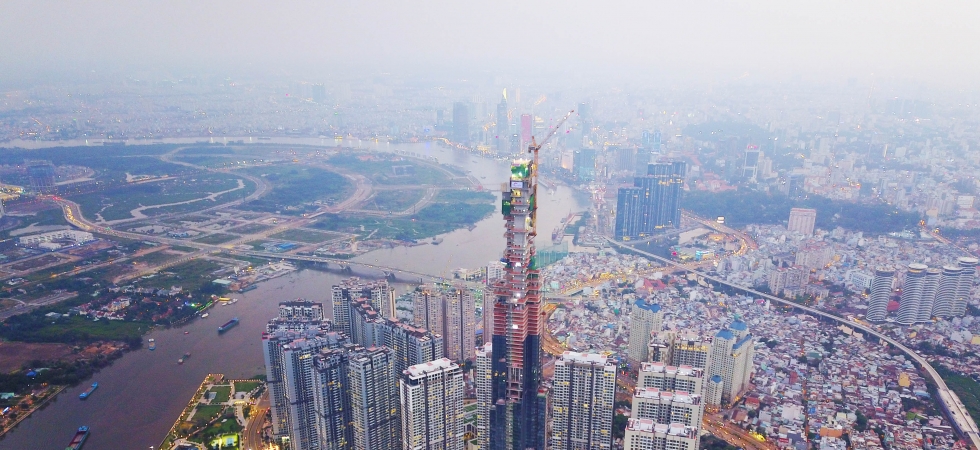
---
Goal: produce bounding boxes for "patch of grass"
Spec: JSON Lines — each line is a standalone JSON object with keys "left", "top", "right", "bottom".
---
{"left": 209, "top": 385, "right": 232, "bottom": 404}
{"left": 234, "top": 380, "right": 261, "bottom": 394}
{"left": 240, "top": 164, "right": 353, "bottom": 215}
{"left": 131, "top": 251, "right": 180, "bottom": 267}
{"left": 269, "top": 228, "right": 337, "bottom": 244}
{"left": 0, "top": 315, "right": 147, "bottom": 343}
{"left": 134, "top": 259, "right": 225, "bottom": 291}
{"left": 193, "top": 233, "right": 239, "bottom": 245}
{"left": 0, "top": 207, "right": 68, "bottom": 239}
{"left": 226, "top": 223, "right": 273, "bottom": 234}
{"left": 363, "top": 189, "right": 425, "bottom": 212}
{"left": 937, "top": 366, "right": 980, "bottom": 430}
{"left": 71, "top": 174, "right": 251, "bottom": 222}
{"left": 328, "top": 153, "right": 446, "bottom": 185}
{"left": 191, "top": 404, "right": 226, "bottom": 424}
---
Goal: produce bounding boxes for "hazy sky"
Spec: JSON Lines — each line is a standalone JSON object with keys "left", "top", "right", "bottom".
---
{"left": 3, "top": 1, "right": 979, "bottom": 86}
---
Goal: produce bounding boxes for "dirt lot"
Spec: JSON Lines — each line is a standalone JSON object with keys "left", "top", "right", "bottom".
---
{"left": 0, "top": 341, "right": 75, "bottom": 373}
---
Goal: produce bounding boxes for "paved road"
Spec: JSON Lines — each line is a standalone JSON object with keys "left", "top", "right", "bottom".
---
{"left": 241, "top": 391, "right": 269, "bottom": 450}
{"left": 606, "top": 237, "right": 980, "bottom": 449}
{"left": 0, "top": 292, "right": 77, "bottom": 321}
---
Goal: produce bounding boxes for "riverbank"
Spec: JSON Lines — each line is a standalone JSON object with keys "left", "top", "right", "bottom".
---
{"left": 0, "top": 385, "right": 66, "bottom": 438}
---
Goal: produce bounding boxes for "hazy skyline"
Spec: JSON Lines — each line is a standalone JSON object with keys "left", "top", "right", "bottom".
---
{"left": 3, "top": 1, "right": 980, "bottom": 87}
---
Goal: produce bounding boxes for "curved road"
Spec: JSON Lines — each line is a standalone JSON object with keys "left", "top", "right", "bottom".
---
{"left": 606, "top": 237, "right": 980, "bottom": 449}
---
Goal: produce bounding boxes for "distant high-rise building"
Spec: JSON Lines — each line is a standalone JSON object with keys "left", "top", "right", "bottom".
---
{"left": 348, "top": 347, "right": 399, "bottom": 450}
{"left": 768, "top": 266, "right": 808, "bottom": 297}
{"left": 400, "top": 358, "right": 465, "bottom": 450}
{"left": 615, "top": 162, "right": 685, "bottom": 240}
{"left": 897, "top": 264, "right": 940, "bottom": 325}
{"left": 631, "top": 388, "right": 702, "bottom": 432}
{"left": 614, "top": 146, "right": 637, "bottom": 173}
{"left": 550, "top": 352, "right": 617, "bottom": 450}
{"left": 787, "top": 208, "right": 817, "bottom": 235}
{"left": 520, "top": 114, "right": 532, "bottom": 145}
{"left": 453, "top": 102, "right": 469, "bottom": 143}
{"left": 785, "top": 173, "right": 805, "bottom": 199}
{"left": 496, "top": 94, "right": 508, "bottom": 150}
{"left": 867, "top": 267, "right": 895, "bottom": 322}
{"left": 574, "top": 148, "right": 597, "bottom": 181}
{"left": 628, "top": 299, "right": 663, "bottom": 364}
{"left": 489, "top": 158, "right": 546, "bottom": 450}
{"left": 475, "top": 343, "right": 493, "bottom": 445}
{"left": 708, "top": 322, "right": 754, "bottom": 405}
{"left": 624, "top": 418, "right": 699, "bottom": 450}
{"left": 742, "top": 145, "right": 760, "bottom": 180}
{"left": 637, "top": 362, "right": 709, "bottom": 404}
{"left": 311, "top": 83, "right": 327, "bottom": 104}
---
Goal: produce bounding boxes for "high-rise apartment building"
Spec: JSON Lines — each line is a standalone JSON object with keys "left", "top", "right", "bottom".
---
{"left": 551, "top": 352, "right": 617, "bottom": 450}
{"left": 333, "top": 278, "right": 394, "bottom": 336}
{"left": 648, "top": 330, "right": 712, "bottom": 370}
{"left": 400, "top": 358, "right": 465, "bottom": 450}
{"left": 475, "top": 343, "right": 493, "bottom": 446}
{"left": 952, "top": 257, "right": 977, "bottom": 317}
{"left": 575, "top": 148, "right": 597, "bottom": 181}
{"left": 489, "top": 158, "right": 546, "bottom": 450}
{"left": 709, "top": 322, "right": 754, "bottom": 405}
{"left": 768, "top": 266, "right": 809, "bottom": 296}
{"left": 412, "top": 285, "right": 444, "bottom": 336}
{"left": 631, "top": 388, "right": 702, "bottom": 431}
{"left": 615, "top": 162, "right": 685, "bottom": 240}
{"left": 442, "top": 284, "right": 476, "bottom": 363}
{"left": 453, "top": 102, "right": 469, "bottom": 143}
{"left": 628, "top": 299, "right": 664, "bottom": 364}
{"left": 867, "top": 268, "right": 895, "bottom": 322}
{"left": 624, "top": 418, "right": 700, "bottom": 450}
{"left": 278, "top": 299, "right": 325, "bottom": 321}
{"left": 787, "top": 208, "right": 817, "bottom": 235}
{"left": 280, "top": 333, "right": 349, "bottom": 449}
{"left": 313, "top": 346, "right": 357, "bottom": 450}
{"left": 348, "top": 347, "right": 399, "bottom": 450}
{"left": 495, "top": 95, "right": 508, "bottom": 150}
{"left": 637, "top": 362, "right": 706, "bottom": 401}
{"left": 897, "top": 264, "right": 941, "bottom": 325}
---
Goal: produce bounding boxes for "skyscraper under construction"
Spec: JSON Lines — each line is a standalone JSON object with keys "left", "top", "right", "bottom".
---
{"left": 489, "top": 157, "right": 546, "bottom": 450}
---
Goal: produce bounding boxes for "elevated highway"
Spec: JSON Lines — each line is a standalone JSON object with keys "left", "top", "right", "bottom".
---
{"left": 605, "top": 237, "right": 980, "bottom": 449}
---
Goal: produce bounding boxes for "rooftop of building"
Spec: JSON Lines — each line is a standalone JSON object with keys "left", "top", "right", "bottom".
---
{"left": 404, "top": 357, "right": 459, "bottom": 378}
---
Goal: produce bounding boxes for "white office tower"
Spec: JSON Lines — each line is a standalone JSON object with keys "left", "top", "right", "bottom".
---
{"left": 624, "top": 418, "right": 699, "bottom": 450}
{"left": 442, "top": 284, "right": 476, "bottom": 363}
{"left": 412, "top": 285, "right": 444, "bottom": 336}
{"left": 400, "top": 358, "right": 465, "bottom": 450}
{"left": 348, "top": 347, "right": 399, "bottom": 450}
{"left": 486, "top": 260, "right": 506, "bottom": 283}
{"left": 648, "top": 330, "right": 712, "bottom": 370}
{"left": 918, "top": 268, "right": 941, "bottom": 323}
{"left": 709, "top": 322, "right": 754, "bottom": 406}
{"left": 551, "top": 352, "right": 617, "bottom": 450}
{"left": 628, "top": 299, "right": 664, "bottom": 364}
{"left": 475, "top": 343, "right": 493, "bottom": 446}
{"left": 952, "top": 257, "right": 978, "bottom": 317}
{"left": 897, "top": 263, "right": 930, "bottom": 325}
{"left": 866, "top": 267, "right": 895, "bottom": 322}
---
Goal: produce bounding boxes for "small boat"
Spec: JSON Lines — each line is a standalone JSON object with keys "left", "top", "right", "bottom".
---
{"left": 184, "top": 331, "right": 189, "bottom": 335}
{"left": 218, "top": 318, "right": 239, "bottom": 333}
{"left": 147, "top": 338, "right": 155, "bottom": 350}
{"left": 177, "top": 358, "right": 184, "bottom": 365}
{"left": 66, "top": 426, "right": 90, "bottom": 450}
{"left": 79, "top": 383, "right": 98, "bottom": 400}
{"left": 201, "top": 313, "right": 210, "bottom": 318}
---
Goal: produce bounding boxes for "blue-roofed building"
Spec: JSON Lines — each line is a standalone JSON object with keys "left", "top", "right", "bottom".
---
{"left": 710, "top": 323, "right": 755, "bottom": 406}
{"left": 628, "top": 298, "right": 665, "bottom": 364}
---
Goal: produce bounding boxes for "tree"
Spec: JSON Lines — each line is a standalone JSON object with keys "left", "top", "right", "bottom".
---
{"left": 613, "top": 413, "right": 629, "bottom": 440}
{"left": 855, "top": 410, "right": 869, "bottom": 432}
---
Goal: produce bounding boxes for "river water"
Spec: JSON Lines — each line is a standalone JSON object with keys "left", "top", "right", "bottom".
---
{"left": 0, "top": 139, "right": 590, "bottom": 450}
